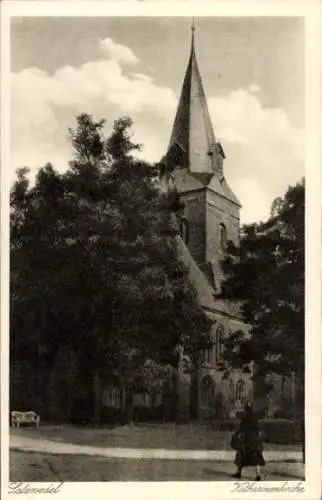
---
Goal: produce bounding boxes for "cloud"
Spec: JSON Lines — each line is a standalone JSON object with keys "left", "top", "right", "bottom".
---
{"left": 131, "top": 73, "right": 153, "bottom": 83}
{"left": 11, "top": 39, "right": 177, "bottom": 181}
{"left": 208, "top": 89, "right": 305, "bottom": 221}
{"left": 99, "top": 37, "right": 139, "bottom": 66}
{"left": 233, "top": 178, "right": 272, "bottom": 225}
{"left": 249, "top": 83, "right": 260, "bottom": 94}
{"left": 10, "top": 39, "right": 304, "bottom": 224}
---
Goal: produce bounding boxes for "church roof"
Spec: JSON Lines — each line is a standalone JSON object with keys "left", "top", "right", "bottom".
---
{"left": 161, "top": 27, "right": 245, "bottom": 325}
{"left": 176, "top": 235, "right": 216, "bottom": 310}
{"left": 176, "top": 235, "right": 243, "bottom": 319}
{"left": 167, "top": 31, "right": 216, "bottom": 175}
{"left": 173, "top": 169, "right": 210, "bottom": 193}
{"left": 161, "top": 27, "right": 241, "bottom": 208}
{"left": 207, "top": 175, "right": 241, "bottom": 207}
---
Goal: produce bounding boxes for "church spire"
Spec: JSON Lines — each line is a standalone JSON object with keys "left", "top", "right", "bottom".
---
{"left": 165, "top": 20, "right": 222, "bottom": 176}
{"left": 191, "top": 17, "right": 196, "bottom": 47}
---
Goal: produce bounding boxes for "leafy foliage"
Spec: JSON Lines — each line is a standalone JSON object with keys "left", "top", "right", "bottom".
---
{"left": 220, "top": 179, "right": 305, "bottom": 404}
{"left": 10, "top": 113, "right": 211, "bottom": 420}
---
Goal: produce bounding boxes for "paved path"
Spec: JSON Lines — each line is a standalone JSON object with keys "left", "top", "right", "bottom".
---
{"left": 10, "top": 450, "right": 304, "bottom": 482}
{"left": 11, "top": 434, "right": 301, "bottom": 462}
{"left": 10, "top": 434, "right": 304, "bottom": 480}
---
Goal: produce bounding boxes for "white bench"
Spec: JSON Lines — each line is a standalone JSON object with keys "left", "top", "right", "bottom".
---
{"left": 11, "top": 411, "right": 40, "bottom": 428}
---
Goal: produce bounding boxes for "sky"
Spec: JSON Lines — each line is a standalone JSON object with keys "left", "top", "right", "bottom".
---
{"left": 10, "top": 16, "right": 305, "bottom": 224}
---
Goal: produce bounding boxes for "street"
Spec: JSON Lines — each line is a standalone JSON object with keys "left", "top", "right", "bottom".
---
{"left": 9, "top": 425, "right": 303, "bottom": 482}
{"left": 10, "top": 450, "right": 300, "bottom": 482}
{"left": 10, "top": 451, "right": 295, "bottom": 482}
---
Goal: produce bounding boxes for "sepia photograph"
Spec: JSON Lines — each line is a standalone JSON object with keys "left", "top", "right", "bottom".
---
{"left": 1, "top": 2, "right": 321, "bottom": 499}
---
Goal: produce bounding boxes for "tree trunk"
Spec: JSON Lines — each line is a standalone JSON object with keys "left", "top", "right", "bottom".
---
{"left": 93, "top": 369, "right": 102, "bottom": 425}
{"left": 301, "top": 419, "right": 305, "bottom": 463}
{"left": 125, "top": 389, "right": 134, "bottom": 424}
{"left": 172, "top": 371, "right": 180, "bottom": 422}
{"left": 294, "top": 374, "right": 305, "bottom": 463}
{"left": 37, "top": 357, "right": 52, "bottom": 420}
{"left": 189, "top": 366, "right": 198, "bottom": 419}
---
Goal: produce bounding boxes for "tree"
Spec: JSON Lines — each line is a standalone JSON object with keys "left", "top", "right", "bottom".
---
{"left": 220, "top": 178, "right": 305, "bottom": 457}
{"left": 10, "top": 113, "right": 211, "bottom": 422}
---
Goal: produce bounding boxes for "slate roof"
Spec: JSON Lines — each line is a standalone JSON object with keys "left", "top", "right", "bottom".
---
{"left": 207, "top": 175, "right": 241, "bottom": 207}
{"left": 167, "top": 33, "right": 216, "bottom": 175}
{"left": 173, "top": 169, "right": 211, "bottom": 193}
{"left": 176, "top": 235, "right": 243, "bottom": 320}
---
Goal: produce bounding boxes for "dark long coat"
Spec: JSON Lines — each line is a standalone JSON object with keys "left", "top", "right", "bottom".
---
{"left": 234, "top": 413, "right": 265, "bottom": 467}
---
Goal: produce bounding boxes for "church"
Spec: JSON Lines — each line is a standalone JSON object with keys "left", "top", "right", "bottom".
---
{"left": 159, "top": 25, "right": 252, "bottom": 420}
{"left": 102, "top": 26, "right": 295, "bottom": 422}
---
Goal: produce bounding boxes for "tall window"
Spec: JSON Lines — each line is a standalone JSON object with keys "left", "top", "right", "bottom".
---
{"left": 215, "top": 325, "right": 224, "bottom": 363}
{"left": 205, "top": 347, "right": 212, "bottom": 365}
{"left": 103, "top": 387, "right": 122, "bottom": 408}
{"left": 228, "top": 379, "right": 235, "bottom": 401}
{"left": 200, "top": 348, "right": 212, "bottom": 366}
{"left": 236, "top": 379, "right": 245, "bottom": 402}
{"left": 181, "top": 218, "right": 189, "bottom": 244}
{"left": 200, "top": 376, "right": 215, "bottom": 407}
{"left": 219, "top": 223, "right": 227, "bottom": 249}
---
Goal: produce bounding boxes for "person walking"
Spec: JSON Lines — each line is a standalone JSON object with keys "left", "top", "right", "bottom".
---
{"left": 231, "top": 402, "right": 265, "bottom": 481}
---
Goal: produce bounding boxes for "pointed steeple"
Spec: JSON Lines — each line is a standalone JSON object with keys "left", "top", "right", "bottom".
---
{"left": 166, "top": 22, "right": 220, "bottom": 176}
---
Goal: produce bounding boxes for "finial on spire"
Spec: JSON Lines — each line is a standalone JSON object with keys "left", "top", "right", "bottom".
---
{"left": 191, "top": 17, "right": 196, "bottom": 50}
{"left": 191, "top": 17, "right": 196, "bottom": 34}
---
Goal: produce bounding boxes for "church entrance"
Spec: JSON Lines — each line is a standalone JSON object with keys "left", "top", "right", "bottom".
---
{"left": 199, "top": 375, "right": 215, "bottom": 419}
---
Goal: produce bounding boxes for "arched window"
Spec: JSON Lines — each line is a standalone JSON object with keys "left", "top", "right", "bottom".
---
{"left": 207, "top": 343, "right": 212, "bottom": 364}
{"left": 102, "top": 390, "right": 108, "bottom": 407}
{"left": 199, "top": 336, "right": 213, "bottom": 366}
{"left": 200, "top": 348, "right": 212, "bottom": 366}
{"left": 116, "top": 389, "right": 122, "bottom": 408}
{"left": 219, "top": 223, "right": 227, "bottom": 249}
{"left": 180, "top": 218, "right": 189, "bottom": 244}
{"left": 200, "top": 376, "right": 215, "bottom": 407}
{"left": 104, "top": 387, "right": 118, "bottom": 407}
{"left": 215, "top": 325, "right": 224, "bottom": 363}
{"left": 181, "top": 356, "right": 190, "bottom": 373}
{"left": 281, "top": 376, "right": 286, "bottom": 397}
{"left": 236, "top": 379, "right": 245, "bottom": 402}
{"left": 228, "top": 379, "right": 235, "bottom": 401}
{"left": 143, "top": 392, "right": 150, "bottom": 406}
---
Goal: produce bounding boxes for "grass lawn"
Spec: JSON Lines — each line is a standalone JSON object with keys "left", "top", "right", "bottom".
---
{"left": 10, "top": 450, "right": 293, "bottom": 482}
{"left": 10, "top": 423, "right": 301, "bottom": 452}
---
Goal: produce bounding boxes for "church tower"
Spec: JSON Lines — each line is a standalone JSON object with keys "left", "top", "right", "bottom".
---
{"left": 162, "top": 24, "right": 241, "bottom": 293}
{"left": 160, "top": 22, "right": 253, "bottom": 421}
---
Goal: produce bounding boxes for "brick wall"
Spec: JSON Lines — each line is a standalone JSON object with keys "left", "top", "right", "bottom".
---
{"left": 181, "top": 190, "right": 206, "bottom": 264}
{"left": 206, "top": 190, "right": 240, "bottom": 266}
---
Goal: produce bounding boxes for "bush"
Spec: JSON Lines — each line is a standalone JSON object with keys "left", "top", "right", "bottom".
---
{"left": 133, "top": 405, "right": 164, "bottom": 422}
{"left": 212, "top": 420, "right": 240, "bottom": 431}
{"left": 259, "top": 419, "right": 302, "bottom": 445}
{"left": 211, "top": 418, "right": 302, "bottom": 445}
{"left": 255, "top": 408, "right": 267, "bottom": 419}
{"left": 100, "top": 406, "right": 122, "bottom": 424}
{"left": 273, "top": 408, "right": 294, "bottom": 419}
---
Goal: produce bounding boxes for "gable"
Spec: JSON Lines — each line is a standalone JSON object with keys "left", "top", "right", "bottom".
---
{"left": 207, "top": 176, "right": 241, "bottom": 208}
